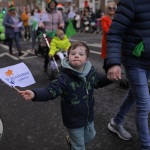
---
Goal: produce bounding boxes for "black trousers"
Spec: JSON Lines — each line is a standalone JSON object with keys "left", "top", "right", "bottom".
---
{"left": 24, "top": 26, "right": 31, "bottom": 39}
{"left": 44, "top": 46, "right": 50, "bottom": 70}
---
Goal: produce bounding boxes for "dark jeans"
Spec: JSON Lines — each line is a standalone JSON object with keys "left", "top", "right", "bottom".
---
{"left": 24, "top": 26, "right": 30, "bottom": 39}
{"left": 8, "top": 32, "right": 21, "bottom": 54}
{"left": 31, "top": 30, "right": 37, "bottom": 50}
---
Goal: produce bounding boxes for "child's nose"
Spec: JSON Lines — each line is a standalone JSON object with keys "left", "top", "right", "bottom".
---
{"left": 75, "top": 55, "right": 79, "bottom": 58}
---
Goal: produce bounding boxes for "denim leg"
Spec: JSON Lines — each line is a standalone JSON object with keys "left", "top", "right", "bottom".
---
{"left": 8, "top": 38, "right": 13, "bottom": 53}
{"left": 31, "top": 31, "right": 35, "bottom": 49}
{"left": 27, "top": 26, "right": 31, "bottom": 39}
{"left": 125, "top": 67, "right": 150, "bottom": 149}
{"left": 114, "top": 88, "right": 135, "bottom": 125}
{"left": 24, "top": 26, "right": 27, "bottom": 39}
{"left": 84, "top": 122, "right": 96, "bottom": 144}
{"left": 14, "top": 32, "right": 21, "bottom": 53}
{"left": 68, "top": 127, "right": 85, "bottom": 150}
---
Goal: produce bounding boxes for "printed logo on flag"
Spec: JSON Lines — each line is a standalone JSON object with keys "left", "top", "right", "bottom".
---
{"left": 4, "top": 69, "right": 31, "bottom": 86}
{"left": 5, "top": 69, "right": 14, "bottom": 84}
{"left": 0, "top": 63, "right": 35, "bottom": 87}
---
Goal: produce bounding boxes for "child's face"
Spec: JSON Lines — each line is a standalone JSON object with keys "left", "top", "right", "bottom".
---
{"left": 58, "top": 33, "right": 64, "bottom": 40}
{"left": 68, "top": 46, "right": 88, "bottom": 71}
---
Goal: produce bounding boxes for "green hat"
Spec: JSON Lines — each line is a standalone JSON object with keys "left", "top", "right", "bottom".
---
{"left": 8, "top": 1, "right": 16, "bottom": 11}
{"left": 8, "top": 6, "right": 16, "bottom": 11}
{"left": 46, "top": 0, "right": 58, "bottom": 5}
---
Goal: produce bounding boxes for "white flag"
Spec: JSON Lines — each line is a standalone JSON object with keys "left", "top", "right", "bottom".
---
{"left": 0, "top": 62, "right": 35, "bottom": 87}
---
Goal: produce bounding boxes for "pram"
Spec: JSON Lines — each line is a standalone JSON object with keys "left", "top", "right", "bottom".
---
{"left": 36, "top": 28, "right": 67, "bottom": 80}
{"left": 36, "top": 27, "right": 54, "bottom": 56}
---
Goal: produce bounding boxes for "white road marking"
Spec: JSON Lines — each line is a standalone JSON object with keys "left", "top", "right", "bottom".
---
{"left": 0, "top": 52, "right": 19, "bottom": 60}
{"left": 69, "top": 39, "right": 102, "bottom": 48}
{"left": 0, "top": 42, "right": 101, "bottom": 60}
{"left": 91, "top": 50, "right": 101, "bottom": 55}
{"left": 0, "top": 119, "right": 3, "bottom": 140}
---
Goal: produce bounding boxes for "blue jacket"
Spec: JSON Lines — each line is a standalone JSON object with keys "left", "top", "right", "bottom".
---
{"left": 106, "top": 0, "right": 150, "bottom": 69}
{"left": 32, "top": 66, "right": 111, "bottom": 128}
{"left": 3, "top": 13, "right": 22, "bottom": 38}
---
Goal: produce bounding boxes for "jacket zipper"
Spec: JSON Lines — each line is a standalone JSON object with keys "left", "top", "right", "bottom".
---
{"left": 85, "top": 70, "right": 95, "bottom": 124}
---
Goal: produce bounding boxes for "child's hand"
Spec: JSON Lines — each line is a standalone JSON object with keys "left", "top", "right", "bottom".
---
{"left": 18, "top": 90, "right": 35, "bottom": 101}
{"left": 49, "top": 54, "right": 52, "bottom": 59}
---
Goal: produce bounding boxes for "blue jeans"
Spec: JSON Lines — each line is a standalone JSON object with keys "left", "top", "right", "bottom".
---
{"left": 14, "top": 32, "right": 21, "bottom": 51}
{"left": 8, "top": 32, "right": 21, "bottom": 54}
{"left": 67, "top": 122, "right": 96, "bottom": 150}
{"left": 31, "top": 30, "right": 37, "bottom": 50}
{"left": 114, "top": 66, "right": 150, "bottom": 150}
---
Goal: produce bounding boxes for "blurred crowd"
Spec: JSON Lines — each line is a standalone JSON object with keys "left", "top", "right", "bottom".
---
{"left": 0, "top": 0, "right": 104, "bottom": 58}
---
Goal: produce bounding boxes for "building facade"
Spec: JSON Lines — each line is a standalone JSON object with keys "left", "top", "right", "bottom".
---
{"left": 0, "top": 0, "right": 119, "bottom": 13}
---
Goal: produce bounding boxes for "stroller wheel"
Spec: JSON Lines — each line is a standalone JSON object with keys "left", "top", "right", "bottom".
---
{"left": 47, "top": 69, "right": 58, "bottom": 80}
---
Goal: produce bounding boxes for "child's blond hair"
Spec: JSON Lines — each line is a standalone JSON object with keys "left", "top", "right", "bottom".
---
{"left": 56, "top": 29, "right": 64, "bottom": 37}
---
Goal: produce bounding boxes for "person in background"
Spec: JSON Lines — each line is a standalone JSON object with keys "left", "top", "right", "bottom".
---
{"left": 100, "top": 1, "right": 117, "bottom": 72}
{"left": 81, "top": 7, "right": 91, "bottom": 32}
{"left": 49, "top": 29, "right": 71, "bottom": 60}
{"left": 39, "top": 0, "right": 64, "bottom": 73}
{"left": 57, "top": 4, "right": 68, "bottom": 32}
{"left": 21, "top": 7, "right": 30, "bottom": 41}
{"left": 105, "top": 0, "right": 150, "bottom": 150}
{"left": 48, "top": 29, "right": 71, "bottom": 78}
{"left": 28, "top": 7, "right": 39, "bottom": 54}
{"left": 19, "top": 41, "right": 112, "bottom": 150}
{"left": 3, "top": 1, "right": 23, "bottom": 56}
{"left": 74, "top": 11, "right": 81, "bottom": 32}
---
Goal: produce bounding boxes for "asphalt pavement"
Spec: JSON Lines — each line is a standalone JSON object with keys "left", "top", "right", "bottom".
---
{"left": 0, "top": 33, "right": 141, "bottom": 150}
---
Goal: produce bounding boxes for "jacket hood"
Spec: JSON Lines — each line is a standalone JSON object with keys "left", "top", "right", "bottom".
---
{"left": 61, "top": 57, "right": 92, "bottom": 77}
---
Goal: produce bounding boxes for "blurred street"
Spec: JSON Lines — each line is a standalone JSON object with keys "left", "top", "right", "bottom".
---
{"left": 0, "top": 32, "right": 141, "bottom": 150}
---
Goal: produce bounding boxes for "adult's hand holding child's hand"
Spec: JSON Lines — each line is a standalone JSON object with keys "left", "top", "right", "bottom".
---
{"left": 18, "top": 90, "right": 35, "bottom": 101}
{"left": 107, "top": 65, "right": 121, "bottom": 81}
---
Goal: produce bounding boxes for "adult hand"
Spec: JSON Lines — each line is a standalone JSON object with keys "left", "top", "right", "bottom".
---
{"left": 39, "top": 22, "right": 45, "bottom": 28}
{"left": 59, "top": 24, "right": 64, "bottom": 29}
{"left": 18, "top": 90, "right": 35, "bottom": 101}
{"left": 107, "top": 65, "right": 121, "bottom": 80}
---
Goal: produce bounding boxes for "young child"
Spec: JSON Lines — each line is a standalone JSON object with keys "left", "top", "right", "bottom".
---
{"left": 49, "top": 29, "right": 71, "bottom": 59}
{"left": 19, "top": 41, "right": 112, "bottom": 150}
{"left": 48, "top": 29, "right": 71, "bottom": 74}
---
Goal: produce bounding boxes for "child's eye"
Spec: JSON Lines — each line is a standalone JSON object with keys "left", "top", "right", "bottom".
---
{"left": 70, "top": 53, "right": 75, "bottom": 55}
{"left": 79, "top": 53, "right": 84, "bottom": 56}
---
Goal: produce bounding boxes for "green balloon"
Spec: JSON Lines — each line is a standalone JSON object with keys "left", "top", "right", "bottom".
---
{"left": 0, "top": 13, "right": 4, "bottom": 19}
{"left": 0, "top": 25, "right": 4, "bottom": 33}
{"left": 0, "top": 33, "right": 5, "bottom": 40}
{"left": 0, "top": 18, "right": 3, "bottom": 24}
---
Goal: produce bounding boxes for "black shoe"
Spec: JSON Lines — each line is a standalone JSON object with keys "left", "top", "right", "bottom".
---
{"left": 66, "top": 136, "right": 71, "bottom": 150}
{"left": 19, "top": 52, "right": 23, "bottom": 56}
{"left": 10, "top": 52, "right": 14, "bottom": 55}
